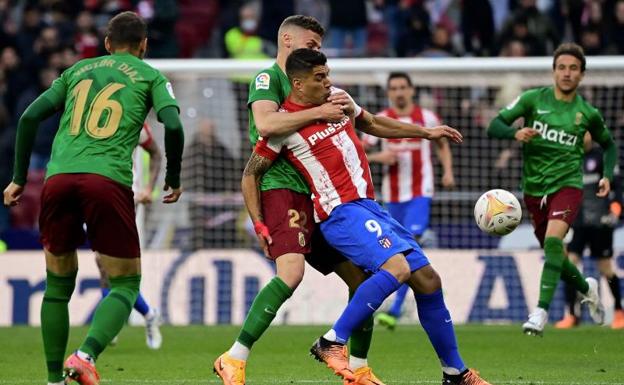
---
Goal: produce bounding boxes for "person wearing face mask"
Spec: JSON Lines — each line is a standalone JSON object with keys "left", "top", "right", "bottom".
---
{"left": 224, "top": 3, "right": 273, "bottom": 60}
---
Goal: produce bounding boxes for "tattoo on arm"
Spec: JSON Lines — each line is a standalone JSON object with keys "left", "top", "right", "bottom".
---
{"left": 243, "top": 152, "right": 273, "bottom": 178}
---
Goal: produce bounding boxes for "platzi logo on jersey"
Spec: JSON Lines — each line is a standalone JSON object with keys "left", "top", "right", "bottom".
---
{"left": 532, "top": 121, "right": 578, "bottom": 146}
{"left": 307, "top": 116, "right": 350, "bottom": 146}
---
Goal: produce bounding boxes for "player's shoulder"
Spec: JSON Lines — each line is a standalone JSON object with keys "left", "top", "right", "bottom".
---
{"left": 252, "top": 64, "right": 282, "bottom": 89}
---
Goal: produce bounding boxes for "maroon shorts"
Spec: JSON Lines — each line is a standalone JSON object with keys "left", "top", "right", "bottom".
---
{"left": 261, "top": 189, "right": 347, "bottom": 274}
{"left": 39, "top": 173, "right": 140, "bottom": 258}
{"left": 524, "top": 187, "right": 583, "bottom": 247}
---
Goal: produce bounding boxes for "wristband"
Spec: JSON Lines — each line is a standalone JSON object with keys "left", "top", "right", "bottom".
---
{"left": 253, "top": 221, "right": 270, "bottom": 238}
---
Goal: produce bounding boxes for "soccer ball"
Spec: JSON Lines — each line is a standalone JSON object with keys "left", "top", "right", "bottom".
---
{"left": 474, "top": 189, "right": 522, "bottom": 236}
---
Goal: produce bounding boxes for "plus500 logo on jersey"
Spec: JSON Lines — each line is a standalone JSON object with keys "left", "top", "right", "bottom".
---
{"left": 307, "top": 116, "right": 350, "bottom": 146}
{"left": 532, "top": 121, "right": 578, "bottom": 146}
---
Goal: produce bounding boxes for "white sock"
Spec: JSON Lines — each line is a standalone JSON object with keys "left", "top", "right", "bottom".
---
{"left": 145, "top": 307, "right": 156, "bottom": 320}
{"left": 76, "top": 350, "right": 95, "bottom": 365}
{"left": 228, "top": 341, "right": 250, "bottom": 361}
{"left": 48, "top": 382, "right": 64, "bottom": 385}
{"left": 349, "top": 356, "right": 367, "bottom": 370}
{"left": 323, "top": 329, "right": 338, "bottom": 342}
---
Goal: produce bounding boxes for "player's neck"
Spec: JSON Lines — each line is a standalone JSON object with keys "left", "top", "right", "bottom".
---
{"left": 276, "top": 51, "right": 288, "bottom": 72}
{"left": 553, "top": 87, "right": 576, "bottom": 103}
{"left": 111, "top": 48, "right": 142, "bottom": 58}
{"left": 289, "top": 93, "right": 315, "bottom": 107}
{"left": 391, "top": 104, "right": 414, "bottom": 116}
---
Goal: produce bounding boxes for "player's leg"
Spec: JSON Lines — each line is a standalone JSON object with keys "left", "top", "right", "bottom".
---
{"left": 215, "top": 190, "right": 311, "bottom": 385}
{"left": 556, "top": 230, "right": 584, "bottom": 328}
{"left": 312, "top": 200, "right": 413, "bottom": 380}
{"left": 64, "top": 174, "right": 142, "bottom": 384}
{"left": 38, "top": 174, "right": 84, "bottom": 385}
{"left": 591, "top": 227, "right": 623, "bottom": 328}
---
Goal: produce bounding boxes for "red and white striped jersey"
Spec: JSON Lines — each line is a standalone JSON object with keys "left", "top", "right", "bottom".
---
{"left": 132, "top": 123, "right": 154, "bottom": 193}
{"left": 361, "top": 106, "right": 440, "bottom": 203}
{"left": 255, "top": 98, "right": 374, "bottom": 221}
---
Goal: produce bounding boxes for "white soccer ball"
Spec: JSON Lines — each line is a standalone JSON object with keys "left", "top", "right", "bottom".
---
{"left": 474, "top": 189, "right": 522, "bottom": 236}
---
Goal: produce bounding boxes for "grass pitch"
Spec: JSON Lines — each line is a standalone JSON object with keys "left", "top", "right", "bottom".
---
{"left": 0, "top": 324, "right": 622, "bottom": 384}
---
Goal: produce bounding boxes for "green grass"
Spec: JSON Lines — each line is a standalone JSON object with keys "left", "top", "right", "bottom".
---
{"left": 1, "top": 324, "right": 623, "bottom": 384}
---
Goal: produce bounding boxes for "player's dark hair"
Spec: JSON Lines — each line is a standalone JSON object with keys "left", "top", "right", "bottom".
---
{"left": 387, "top": 72, "right": 413, "bottom": 87}
{"left": 286, "top": 48, "right": 327, "bottom": 81}
{"left": 279, "top": 15, "right": 325, "bottom": 37}
{"left": 553, "top": 43, "right": 586, "bottom": 72}
{"left": 106, "top": 11, "right": 147, "bottom": 49}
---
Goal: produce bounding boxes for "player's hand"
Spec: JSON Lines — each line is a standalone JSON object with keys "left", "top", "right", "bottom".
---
{"left": 371, "top": 150, "right": 397, "bottom": 165}
{"left": 162, "top": 184, "right": 182, "bottom": 203}
{"left": 428, "top": 125, "right": 463, "bottom": 143}
{"left": 135, "top": 188, "right": 153, "bottom": 205}
{"left": 442, "top": 172, "right": 456, "bottom": 188}
{"left": 317, "top": 102, "right": 346, "bottom": 123}
{"left": 253, "top": 221, "right": 273, "bottom": 257}
{"left": 3, "top": 182, "right": 24, "bottom": 207}
{"left": 596, "top": 177, "right": 611, "bottom": 198}
{"left": 515, "top": 127, "right": 540, "bottom": 143}
{"left": 327, "top": 90, "right": 355, "bottom": 116}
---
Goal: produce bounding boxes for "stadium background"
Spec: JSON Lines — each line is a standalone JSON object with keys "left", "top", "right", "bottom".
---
{"left": 1, "top": 0, "right": 623, "bottom": 327}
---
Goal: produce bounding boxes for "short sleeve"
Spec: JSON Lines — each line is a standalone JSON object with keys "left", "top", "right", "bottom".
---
{"left": 254, "top": 136, "right": 283, "bottom": 160}
{"left": 151, "top": 72, "right": 179, "bottom": 116}
{"left": 248, "top": 71, "right": 282, "bottom": 106}
{"left": 498, "top": 90, "right": 533, "bottom": 124}
{"left": 43, "top": 71, "right": 69, "bottom": 108}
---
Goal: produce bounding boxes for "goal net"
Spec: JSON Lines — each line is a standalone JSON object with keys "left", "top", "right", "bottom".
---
{"left": 140, "top": 57, "right": 624, "bottom": 252}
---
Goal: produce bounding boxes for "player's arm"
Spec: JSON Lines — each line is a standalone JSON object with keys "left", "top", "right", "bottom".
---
{"left": 157, "top": 106, "right": 184, "bottom": 203}
{"left": 136, "top": 138, "right": 162, "bottom": 205}
{"left": 3, "top": 88, "right": 63, "bottom": 206}
{"left": 434, "top": 137, "right": 455, "bottom": 188}
{"left": 252, "top": 99, "right": 345, "bottom": 137}
{"left": 356, "top": 110, "right": 463, "bottom": 143}
{"left": 588, "top": 111, "right": 617, "bottom": 197}
{"left": 241, "top": 150, "right": 276, "bottom": 256}
{"left": 487, "top": 91, "right": 540, "bottom": 142}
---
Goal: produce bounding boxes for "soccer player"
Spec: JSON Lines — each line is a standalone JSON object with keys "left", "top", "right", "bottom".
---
{"left": 487, "top": 42, "right": 614, "bottom": 336}
{"left": 96, "top": 123, "right": 163, "bottom": 350}
{"left": 555, "top": 133, "right": 624, "bottom": 330}
{"left": 2, "top": 11, "right": 184, "bottom": 385}
{"left": 213, "top": 15, "right": 387, "bottom": 385}
{"left": 244, "top": 48, "right": 492, "bottom": 385}
{"left": 362, "top": 72, "right": 456, "bottom": 330}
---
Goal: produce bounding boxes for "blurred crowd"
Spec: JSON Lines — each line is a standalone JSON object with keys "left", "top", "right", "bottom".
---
{"left": 1, "top": 0, "right": 624, "bottom": 249}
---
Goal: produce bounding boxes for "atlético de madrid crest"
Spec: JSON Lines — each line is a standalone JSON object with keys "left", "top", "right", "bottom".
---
{"left": 378, "top": 237, "right": 392, "bottom": 249}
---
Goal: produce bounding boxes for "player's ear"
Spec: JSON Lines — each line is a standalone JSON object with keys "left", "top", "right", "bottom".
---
{"left": 104, "top": 36, "right": 112, "bottom": 54}
{"left": 282, "top": 32, "right": 292, "bottom": 49}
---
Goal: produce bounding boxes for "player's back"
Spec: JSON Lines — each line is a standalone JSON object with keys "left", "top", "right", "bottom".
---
{"left": 46, "top": 52, "right": 170, "bottom": 187}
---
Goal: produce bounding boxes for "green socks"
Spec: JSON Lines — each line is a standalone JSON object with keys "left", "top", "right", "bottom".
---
{"left": 79, "top": 275, "right": 141, "bottom": 360}
{"left": 538, "top": 237, "right": 566, "bottom": 310}
{"left": 237, "top": 277, "right": 293, "bottom": 348}
{"left": 349, "top": 292, "right": 374, "bottom": 359}
{"left": 41, "top": 270, "right": 77, "bottom": 383}
{"left": 560, "top": 259, "right": 589, "bottom": 294}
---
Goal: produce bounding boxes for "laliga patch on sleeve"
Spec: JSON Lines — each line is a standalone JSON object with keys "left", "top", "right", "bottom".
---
{"left": 255, "top": 73, "right": 270, "bottom": 90}
{"left": 166, "top": 82, "right": 176, "bottom": 98}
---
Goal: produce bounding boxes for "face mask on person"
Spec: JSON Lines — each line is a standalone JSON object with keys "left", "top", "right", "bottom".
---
{"left": 241, "top": 19, "right": 257, "bottom": 33}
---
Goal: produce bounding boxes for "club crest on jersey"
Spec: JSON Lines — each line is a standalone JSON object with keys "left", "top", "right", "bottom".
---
{"left": 255, "top": 73, "right": 270, "bottom": 90}
{"left": 532, "top": 121, "right": 578, "bottom": 146}
{"left": 378, "top": 236, "right": 392, "bottom": 249}
{"left": 307, "top": 116, "right": 349, "bottom": 146}
{"left": 575, "top": 112, "right": 583, "bottom": 125}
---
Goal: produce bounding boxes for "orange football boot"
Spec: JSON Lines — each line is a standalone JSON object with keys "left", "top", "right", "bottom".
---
{"left": 345, "top": 366, "right": 386, "bottom": 385}
{"left": 555, "top": 314, "right": 578, "bottom": 329}
{"left": 443, "top": 369, "right": 492, "bottom": 385}
{"left": 310, "top": 337, "right": 355, "bottom": 381}
{"left": 63, "top": 353, "right": 100, "bottom": 385}
{"left": 612, "top": 309, "right": 624, "bottom": 329}
{"left": 213, "top": 352, "right": 246, "bottom": 385}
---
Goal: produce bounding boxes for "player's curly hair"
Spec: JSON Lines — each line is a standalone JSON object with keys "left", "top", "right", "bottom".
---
{"left": 279, "top": 15, "right": 325, "bottom": 37}
{"left": 106, "top": 11, "right": 147, "bottom": 49}
{"left": 285, "top": 48, "right": 327, "bottom": 81}
{"left": 553, "top": 43, "right": 586, "bottom": 72}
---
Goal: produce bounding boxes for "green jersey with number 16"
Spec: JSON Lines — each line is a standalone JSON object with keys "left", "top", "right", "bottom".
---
{"left": 44, "top": 52, "right": 178, "bottom": 187}
{"left": 498, "top": 86, "right": 612, "bottom": 196}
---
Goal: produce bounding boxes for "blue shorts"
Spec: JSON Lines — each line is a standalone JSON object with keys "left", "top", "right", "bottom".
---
{"left": 386, "top": 197, "right": 432, "bottom": 237}
{"left": 320, "top": 199, "right": 430, "bottom": 273}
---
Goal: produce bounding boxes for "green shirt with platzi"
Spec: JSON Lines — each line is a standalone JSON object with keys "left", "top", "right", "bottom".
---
{"left": 248, "top": 62, "right": 310, "bottom": 194}
{"left": 44, "top": 52, "right": 178, "bottom": 187}
{"left": 499, "top": 86, "right": 611, "bottom": 196}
